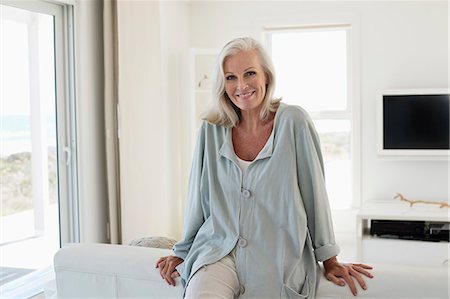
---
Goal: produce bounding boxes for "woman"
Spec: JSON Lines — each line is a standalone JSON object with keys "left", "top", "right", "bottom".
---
{"left": 157, "top": 37, "right": 373, "bottom": 298}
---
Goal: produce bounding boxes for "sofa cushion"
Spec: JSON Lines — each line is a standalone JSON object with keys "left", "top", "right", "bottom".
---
{"left": 129, "top": 236, "right": 177, "bottom": 249}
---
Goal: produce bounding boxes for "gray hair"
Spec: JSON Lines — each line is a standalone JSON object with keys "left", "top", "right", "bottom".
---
{"left": 203, "top": 37, "right": 281, "bottom": 127}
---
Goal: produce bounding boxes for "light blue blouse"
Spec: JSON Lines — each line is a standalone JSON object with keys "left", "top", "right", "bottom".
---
{"left": 173, "top": 103, "right": 340, "bottom": 298}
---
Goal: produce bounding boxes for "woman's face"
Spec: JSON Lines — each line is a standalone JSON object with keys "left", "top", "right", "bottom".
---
{"left": 223, "top": 50, "right": 267, "bottom": 113}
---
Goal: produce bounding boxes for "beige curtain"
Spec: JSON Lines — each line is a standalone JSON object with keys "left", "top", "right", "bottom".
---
{"left": 103, "top": 0, "right": 121, "bottom": 244}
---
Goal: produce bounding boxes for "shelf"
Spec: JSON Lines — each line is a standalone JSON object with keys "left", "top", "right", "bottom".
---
{"left": 190, "top": 48, "right": 219, "bottom": 137}
{"left": 358, "top": 203, "right": 450, "bottom": 222}
{"left": 356, "top": 203, "right": 449, "bottom": 265}
{"left": 194, "top": 89, "right": 210, "bottom": 93}
{"left": 362, "top": 234, "right": 448, "bottom": 243}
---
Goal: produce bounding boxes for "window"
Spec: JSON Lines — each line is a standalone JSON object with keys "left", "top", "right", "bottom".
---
{"left": 266, "top": 25, "right": 358, "bottom": 209}
{"left": 0, "top": 1, "right": 77, "bottom": 297}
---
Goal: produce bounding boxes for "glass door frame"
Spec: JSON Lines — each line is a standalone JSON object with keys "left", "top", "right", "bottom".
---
{"left": 2, "top": 0, "right": 80, "bottom": 247}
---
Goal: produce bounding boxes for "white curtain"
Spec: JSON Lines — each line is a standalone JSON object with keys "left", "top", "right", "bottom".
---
{"left": 103, "top": 0, "right": 121, "bottom": 244}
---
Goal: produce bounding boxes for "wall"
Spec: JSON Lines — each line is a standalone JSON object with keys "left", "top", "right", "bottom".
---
{"left": 117, "top": 0, "right": 190, "bottom": 243}
{"left": 117, "top": 0, "right": 165, "bottom": 244}
{"left": 359, "top": 2, "right": 448, "bottom": 204}
{"left": 187, "top": 0, "right": 449, "bottom": 211}
{"left": 159, "top": 1, "right": 191, "bottom": 240}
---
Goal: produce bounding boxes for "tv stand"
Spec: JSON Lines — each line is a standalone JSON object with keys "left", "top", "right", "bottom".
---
{"left": 357, "top": 203, "right": 449, "bottom": 267}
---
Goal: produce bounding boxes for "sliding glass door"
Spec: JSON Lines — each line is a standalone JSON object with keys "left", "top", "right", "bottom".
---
{"left": 0, "top": 1, "right": 78, "bottom": 297}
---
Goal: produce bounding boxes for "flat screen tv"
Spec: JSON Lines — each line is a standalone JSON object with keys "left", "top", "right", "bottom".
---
{"left": 377, "top": 89, "right": 449, "bottom": 157}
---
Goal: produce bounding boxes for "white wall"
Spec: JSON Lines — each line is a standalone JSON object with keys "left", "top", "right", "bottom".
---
{"left": 159, "top": 1, "right": 191, "bottom": 240}
{"left": 117, "top": 0, "right": 190, "bottom": 243}
{"left": 117, "top": 0, "right": 165, "bottom": 244}
{"left": 359, "top": 2, "right": 448, "bottom": 204}
{"left": 187, "top": 0, "right": 448, "bottom": 208}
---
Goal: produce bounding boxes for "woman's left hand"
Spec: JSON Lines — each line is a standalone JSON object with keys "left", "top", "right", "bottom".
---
{"left": 323, "top": 256, "right": 373, "bottom": 296}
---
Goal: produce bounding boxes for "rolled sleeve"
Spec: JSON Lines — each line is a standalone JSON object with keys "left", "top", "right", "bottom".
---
{"left": 175, "top": 261, "right": 185, "bottom": 275}
{"left": 314, "top": 243, "right": 340, "bottom": 262}
{"left": 172, "top": 243, "right": 189, "bottom": 260}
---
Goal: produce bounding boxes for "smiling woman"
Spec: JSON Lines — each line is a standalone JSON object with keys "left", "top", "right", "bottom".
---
{"left": 223, "top": 50, "right": 267, "bottom": 112}
{"left": 223, "top": 50, "right": 275, "bottom": 161}
{"left": 156, "top": 37, "right": 373, "bottom": 299}
{"left": 204, "top": 38, "right": 280, "bottom": 128}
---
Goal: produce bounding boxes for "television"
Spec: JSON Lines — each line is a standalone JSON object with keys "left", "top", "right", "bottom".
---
{"left": 377, "top": 89, "right": 450, "bottom": 157}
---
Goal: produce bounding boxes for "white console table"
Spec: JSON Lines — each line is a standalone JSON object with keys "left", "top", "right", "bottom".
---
{"left": 357, "top": 203, "right": 449, "bottom": 267}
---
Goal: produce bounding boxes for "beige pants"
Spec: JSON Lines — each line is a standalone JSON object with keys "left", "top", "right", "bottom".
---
{"left": 184, "top": 254, "right": 240, "bottom": 299}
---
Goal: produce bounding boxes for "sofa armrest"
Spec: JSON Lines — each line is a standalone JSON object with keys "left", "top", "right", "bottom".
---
{"left": 54, "top": 243, "right": 183, "bottom": 298}
{"left": 54, "top": 243, "right": 449, "bottom": 299}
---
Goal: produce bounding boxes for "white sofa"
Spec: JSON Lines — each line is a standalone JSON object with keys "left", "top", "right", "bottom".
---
{"left": 54, "top": 243, "right": 449, "bottom": 299}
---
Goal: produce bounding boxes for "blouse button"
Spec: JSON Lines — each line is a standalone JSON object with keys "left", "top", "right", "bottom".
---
{"left": 241, "top": 189, "right": 251, "bottom": 199}
{"left": 238, "top": 237, "right": 248, "bottom": 248}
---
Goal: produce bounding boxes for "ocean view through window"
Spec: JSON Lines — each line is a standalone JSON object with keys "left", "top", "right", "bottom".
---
{"left": 0, "top": 3, "right": 62, "bottom": 296}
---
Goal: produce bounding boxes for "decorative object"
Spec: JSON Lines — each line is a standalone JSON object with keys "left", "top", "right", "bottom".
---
{"left": 394, "top": 193, "right": 450, "bottom": 208}
{"left": 197, "top": 74, "right": 210, "bottom": 89}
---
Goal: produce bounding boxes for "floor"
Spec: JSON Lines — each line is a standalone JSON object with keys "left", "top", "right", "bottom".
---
{"left": 0, "top": 205, "right": 59, "bottom": 270}
{"left": 0, "top": 266, "right": 34, "bottom": 285}
{"left": 0, "top": 204, "right": 59, "bottom": 298}
{"left": 30, "top": 292, "right": 45, "bottom": 299}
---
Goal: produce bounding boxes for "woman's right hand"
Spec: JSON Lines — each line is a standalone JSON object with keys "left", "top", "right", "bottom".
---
{"left": 156, "top": 255, "right": 184, "bottom": 286}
